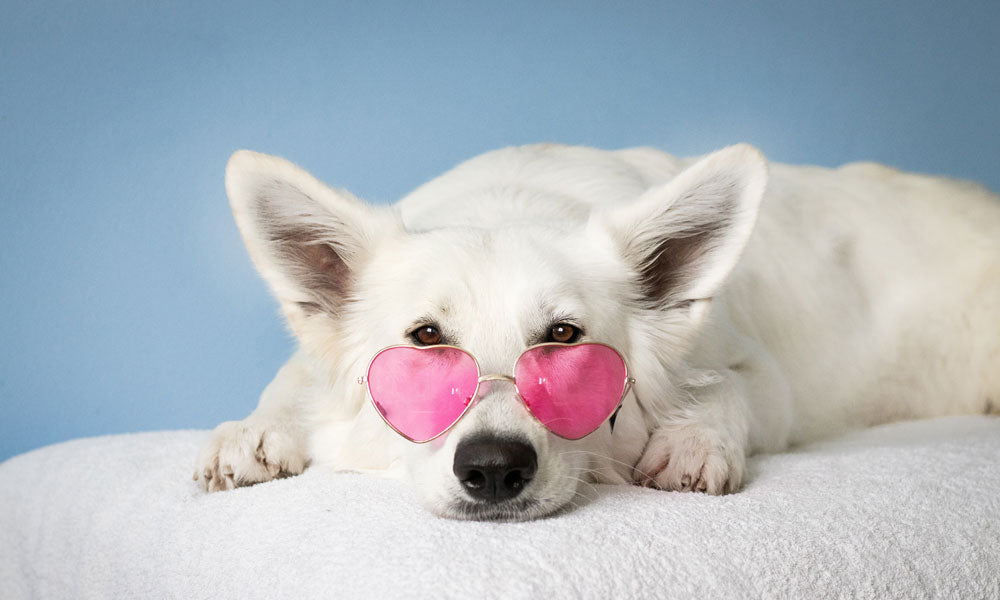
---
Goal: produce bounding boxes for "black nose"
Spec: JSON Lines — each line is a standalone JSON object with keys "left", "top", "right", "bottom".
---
{"left": 453, "top": 436, "right": 538, "bottom": 502}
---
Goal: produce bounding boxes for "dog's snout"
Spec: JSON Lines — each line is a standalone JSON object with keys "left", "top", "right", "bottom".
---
{"left": 453, "top": 436, "right": 537, "bottom": 503}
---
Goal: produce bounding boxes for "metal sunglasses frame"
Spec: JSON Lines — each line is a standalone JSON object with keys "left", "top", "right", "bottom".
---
{"left": 357, "top": 341, "right": 636, "bottom": 443}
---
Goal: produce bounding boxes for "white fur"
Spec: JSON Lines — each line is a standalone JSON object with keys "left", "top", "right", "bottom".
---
{"left": 196, "top": 143, "right": 1000, "bottom": 519}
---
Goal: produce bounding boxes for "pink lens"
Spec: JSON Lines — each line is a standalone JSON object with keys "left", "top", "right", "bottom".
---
{"left": 366, "top": 346, "right": 479, "bottom": 442}
{"left": 514, "top": 343, "right": 628, "bottom": 439}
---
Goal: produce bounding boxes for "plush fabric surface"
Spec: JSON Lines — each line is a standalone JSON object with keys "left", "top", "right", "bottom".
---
{"left": 1, "top": 416, "right": 998, "bottom": 599}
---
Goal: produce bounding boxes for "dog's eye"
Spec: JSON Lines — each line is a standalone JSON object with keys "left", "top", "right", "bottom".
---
{"left": 411, "top": 325, "right": 443, "bottom": 346}
{"left": 548, "top": 323, "right": 580, "bottom": 344}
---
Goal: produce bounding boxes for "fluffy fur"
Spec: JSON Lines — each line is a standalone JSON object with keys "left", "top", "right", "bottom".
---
{"left": 196, "top": 143, "right": 1000, "bottom": 520}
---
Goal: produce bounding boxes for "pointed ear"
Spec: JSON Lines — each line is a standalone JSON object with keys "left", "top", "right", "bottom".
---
{"left": 594, "top": 144, "right": 767, "bottom": 308}
{"left": 226, "top": 150, "right": 401, "bottom": 331}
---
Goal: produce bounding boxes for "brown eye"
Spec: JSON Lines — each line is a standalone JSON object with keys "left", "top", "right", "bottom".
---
{"left": 548, "top": 323, "right": 580, "bottom": 344}
{"left": 412, "top": 325, "right": 443, "bottom": 346}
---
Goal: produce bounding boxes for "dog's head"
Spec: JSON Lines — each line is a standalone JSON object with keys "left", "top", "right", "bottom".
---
{"left": 225, "top": 145, "right": 766, "bottom": 520}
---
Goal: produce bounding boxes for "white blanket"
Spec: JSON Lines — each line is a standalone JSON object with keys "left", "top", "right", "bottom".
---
{"left": 2, "top": 416, "right": 998, "bottom": 599}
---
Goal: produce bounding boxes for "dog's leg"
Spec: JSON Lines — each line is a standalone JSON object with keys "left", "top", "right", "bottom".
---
{"left": 633, "top": 370, "right": 754, "bottom": 494}
{"left": 195, "top": 352, "right": 314, "bottom": 492}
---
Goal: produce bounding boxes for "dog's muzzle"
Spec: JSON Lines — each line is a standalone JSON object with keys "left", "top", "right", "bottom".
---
{"left": 452, "top": 436, "right": 537, "bottom": 502}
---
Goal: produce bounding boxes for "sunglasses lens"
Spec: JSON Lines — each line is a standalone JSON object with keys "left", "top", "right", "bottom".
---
{"left": 367, "top": 346, "right": 479, "bottom": 442}
{"left": 514, "top": 343, "right": 628, "bottom": 439}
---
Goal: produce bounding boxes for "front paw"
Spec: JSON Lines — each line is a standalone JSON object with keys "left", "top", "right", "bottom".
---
{"left": 194, "top": 420, "right": 307, "bottom": 492}
{"left": 633, "top": 424, "right": 745, "bottom": 494}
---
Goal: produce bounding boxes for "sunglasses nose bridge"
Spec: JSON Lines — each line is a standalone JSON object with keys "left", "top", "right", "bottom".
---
{"left": 474, "top": 374, "right": 517, "bottom": 399}
{"left": 476, "top": 373, "right": 517, "bottom": 408}
{"left": 477, "top": 374, "right": 516, "bottom": 385}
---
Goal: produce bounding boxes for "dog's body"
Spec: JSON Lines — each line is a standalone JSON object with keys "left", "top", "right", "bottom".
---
{"left": 197, "top": 144, "right": 1000, "bottom": 520}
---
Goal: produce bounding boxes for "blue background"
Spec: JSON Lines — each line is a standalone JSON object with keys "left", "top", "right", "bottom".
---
{"left": 2, "top": 2, "right": 998, "bottom": 461}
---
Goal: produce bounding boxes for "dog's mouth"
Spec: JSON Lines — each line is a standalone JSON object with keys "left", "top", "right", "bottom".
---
{"left": 445, "top": 496, "right": 568, "bottom": 522}
{"left": 442, "top": 474, "right": 581, "bottom": 522}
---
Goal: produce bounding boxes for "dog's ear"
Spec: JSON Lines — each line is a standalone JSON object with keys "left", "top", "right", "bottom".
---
{"left": 594, "top": 144, "right": 767, "bottom": 311}
{"left": 225, "top": 150, "right": 400, "bottom": 332}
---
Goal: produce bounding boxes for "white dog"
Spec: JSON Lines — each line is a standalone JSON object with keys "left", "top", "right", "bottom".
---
{"left": 196, "top": 143, "right": 1000, "bottom": 521}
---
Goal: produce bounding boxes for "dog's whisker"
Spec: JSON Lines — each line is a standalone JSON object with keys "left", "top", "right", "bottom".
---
{"left": 563, "top": 472, "right": 599, "bottom": 490}
{"left": 558, "top": 449, "right": 653, "bottom": 480}
{"left": 561, "top": 449, "right": 642, "bottom": 471}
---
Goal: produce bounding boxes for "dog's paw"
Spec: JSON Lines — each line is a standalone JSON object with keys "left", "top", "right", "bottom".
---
{"left": 194, "top": 420, "right": 307, "bottom": 492}
{"left": 632, "top": 424, "right": 745, "bottom": 494}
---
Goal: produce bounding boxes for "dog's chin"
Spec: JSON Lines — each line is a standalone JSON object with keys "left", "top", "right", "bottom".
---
{"left": 437, "top": 496, "right": 571, "bottom": 522}
{"left": 422, "top": 478, "right": 582, "bottom": 522}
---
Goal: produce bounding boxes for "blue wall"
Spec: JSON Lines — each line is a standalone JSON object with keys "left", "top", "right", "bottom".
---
{"left": 2, "top": 2, "right": 998, "bottom": 461}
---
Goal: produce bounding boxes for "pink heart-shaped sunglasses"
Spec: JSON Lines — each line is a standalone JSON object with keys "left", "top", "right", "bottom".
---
{"left": 358, "top": 342, "right": 635, "bottom": 443}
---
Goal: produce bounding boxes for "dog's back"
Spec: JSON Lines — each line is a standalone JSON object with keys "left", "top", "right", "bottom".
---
{"left": 733, "top": 160, "right": 1000, "bottom": 440}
